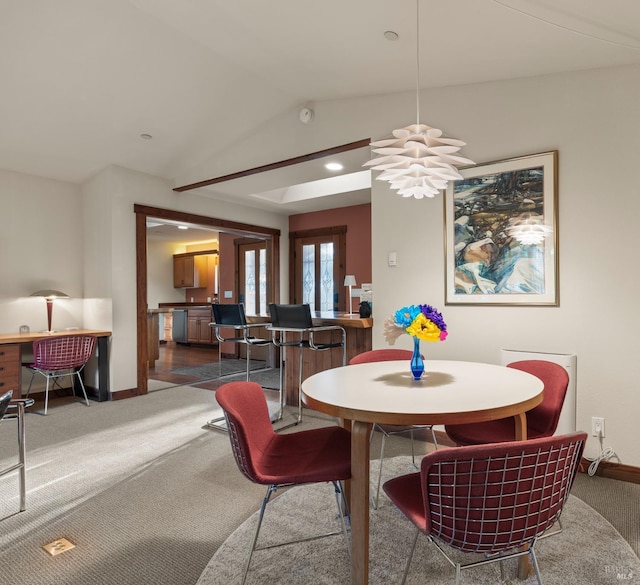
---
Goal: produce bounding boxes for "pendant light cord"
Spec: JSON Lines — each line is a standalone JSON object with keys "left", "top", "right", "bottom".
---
{"left": 415, "top": 0, "right": 421, "bottom": 126}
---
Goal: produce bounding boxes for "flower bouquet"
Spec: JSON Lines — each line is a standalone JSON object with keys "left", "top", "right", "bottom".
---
{"left": 384, "top": 304, "right": 447, "bottom": 380}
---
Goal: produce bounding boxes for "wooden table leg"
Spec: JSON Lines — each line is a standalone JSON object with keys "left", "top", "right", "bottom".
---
{"left": 514, "top": 412, "right": 532, "bottom": 580}
{"left": 351, "top": 420, "right": 372, "bottom": 585}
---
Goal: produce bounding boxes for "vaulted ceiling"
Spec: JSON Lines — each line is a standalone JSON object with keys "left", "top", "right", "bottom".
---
{"left": 2, "top": 0, "right": 640, "bottom": 213}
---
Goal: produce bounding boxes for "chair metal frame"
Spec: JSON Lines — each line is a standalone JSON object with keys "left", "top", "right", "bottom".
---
{"left": 267, "top": 303, "right": 346, "bottom": 428}
{"left": 26, "top": 334, "right": 97, "bottom": 415}
{"left": 383, "top": 432, "right": 587, "bottom": 585}
{"left": 216, "top": 381, "right": 351, "bottom": 585}
{"left": 349, "top": 349, "right": 439, "bottom": 509}
{"left": 0, "top": 390, "right": 34, "bottom": 512}
{"left": 207, "top": 303, "right": 273, "bottom": 430}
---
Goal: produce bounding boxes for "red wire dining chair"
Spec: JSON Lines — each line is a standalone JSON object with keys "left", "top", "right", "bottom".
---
{"left": 444, "top": 360, "right": 570, "bottom": 446}
{"left": 349, "top": 349, "right": 438, "bottom": 509}
{"left": 215, "top": 381, "right": 351, "bottom": 585}
{"left": 26, "top": 335, "right": 97, "bottom": 415}
{"left": 383, "top": 432, "right": 587, "bottom": 585}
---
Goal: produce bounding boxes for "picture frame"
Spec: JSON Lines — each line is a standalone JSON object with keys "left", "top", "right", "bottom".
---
{"left": 444, "top": 150, "right": 558, "bottom": 306}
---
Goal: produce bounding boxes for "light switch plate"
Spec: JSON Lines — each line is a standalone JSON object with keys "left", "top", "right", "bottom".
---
{"left": 224, "top": 290, "right": 233, "bottom": 299}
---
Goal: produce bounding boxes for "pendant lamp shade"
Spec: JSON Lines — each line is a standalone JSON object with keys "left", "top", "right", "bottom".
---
{"left": 365, "top": 0, "right": 474, "bottom": 199}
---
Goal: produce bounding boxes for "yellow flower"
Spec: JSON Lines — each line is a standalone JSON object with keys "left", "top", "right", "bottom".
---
{"left": 406, "top": 314, "right": 442, "bottom": 342}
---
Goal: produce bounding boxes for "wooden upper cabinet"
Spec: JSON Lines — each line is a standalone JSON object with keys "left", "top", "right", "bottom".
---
{"left": 173, "top": 254, "right": 208, "bottom": 288}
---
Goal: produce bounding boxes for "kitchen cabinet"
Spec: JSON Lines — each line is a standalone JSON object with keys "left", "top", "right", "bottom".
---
{"left": 187, "top": 307, "right": 214, "bottom": 344}
{"left": 173, "top": 253, "right": 208, "bottom": 288}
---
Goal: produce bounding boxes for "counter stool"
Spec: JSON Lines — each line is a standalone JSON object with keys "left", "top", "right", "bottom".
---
{"left": 207, "top": 303, "right": 272, "bottom": 430}
{"left": 267, "top": 303, "right": 346, "bottom": 428}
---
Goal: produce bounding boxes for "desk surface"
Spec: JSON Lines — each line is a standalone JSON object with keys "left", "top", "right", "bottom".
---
{"left": 0, "top": 329, "right": 112, "bottom": 344}
{"left": 302, "top": 359, "right": 544, "bottom": 426}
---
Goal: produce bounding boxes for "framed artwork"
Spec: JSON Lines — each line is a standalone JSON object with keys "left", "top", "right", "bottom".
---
{"left": 444, "top": 151, "right": 558, "bottom": 306}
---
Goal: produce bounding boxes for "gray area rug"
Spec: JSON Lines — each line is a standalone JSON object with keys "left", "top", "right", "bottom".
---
{"left": 170, "top": 359, "right": 280, "bottom": 390}
{"left": 198, "top": 457, "right": 640, "bottom": 585}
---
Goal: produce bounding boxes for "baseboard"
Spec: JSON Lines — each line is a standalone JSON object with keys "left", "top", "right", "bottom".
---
{"left": 431, "top": 430, "right": 640, "bottom": 484}
{"left": 580, "top": 458, "right": 640, "bottom": 484}
{"left": 111, "top": 388, "right": 138, "bottom": 400}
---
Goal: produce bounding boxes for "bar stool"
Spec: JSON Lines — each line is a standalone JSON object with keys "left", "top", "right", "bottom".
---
{"left": 207, "top": 303, "right": 273, "bottom": 430}
{"left": 267, "top": 303, "right": 346, "bottom": 428}
{"left": 0, "top": 390, "right": 35, "bottom": 513}
{"left": 210, "top": 303, "right": 272, "bottom": 380}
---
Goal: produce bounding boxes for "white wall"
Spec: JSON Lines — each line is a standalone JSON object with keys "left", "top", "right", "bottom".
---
{"left": 0, "top": 169, "right": 85, "bottom": 332}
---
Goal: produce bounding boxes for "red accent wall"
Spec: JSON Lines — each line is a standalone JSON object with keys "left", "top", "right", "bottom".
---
{"left": 289, "top": 203, "right": 372, "bottom": 300}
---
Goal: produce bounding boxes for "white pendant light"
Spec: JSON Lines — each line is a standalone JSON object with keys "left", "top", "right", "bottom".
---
{"left": 365, "top": 0, "right": 474, "bottom": 199}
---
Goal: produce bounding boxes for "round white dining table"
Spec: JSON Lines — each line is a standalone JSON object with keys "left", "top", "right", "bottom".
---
{"left": 301, "top": 359, "right": 544, "bottom": 585}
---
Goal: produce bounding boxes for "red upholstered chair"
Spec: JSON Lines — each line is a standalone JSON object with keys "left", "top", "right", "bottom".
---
{"left": 349, "top": 349, "right": 438, "bottom": 509}
{"left": 215, "top": 381, "right": 351, "bottom": 585}
{"left": 26, "top": 335, "right": 97, "bottom": 415}
{"left": 445, "top": 360, "right": 569, "bottom": 446}
{"left": 383, "top": 432, "right": 587, "bottom": 585}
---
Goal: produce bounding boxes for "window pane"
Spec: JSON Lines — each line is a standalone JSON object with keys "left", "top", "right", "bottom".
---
{"left": 244, "top": 250, "right": 256, "bottom": 314}
{"left": 319, "top": 242, "right": 334, "bottom": 311}
{"left": 302, "top": 244, "right": 315, "bottom": 310}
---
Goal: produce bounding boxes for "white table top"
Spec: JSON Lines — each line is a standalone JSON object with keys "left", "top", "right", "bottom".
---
{"left": 302, "top": 359, "right": 544, "bottom": 426}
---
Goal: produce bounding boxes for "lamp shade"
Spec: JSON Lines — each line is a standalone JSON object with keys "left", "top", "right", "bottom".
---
{"left": 30, "top": 289, "right": 69, "bottom": 299}
{"left": 343, "top": 275, "right": 356, "bottom": 287}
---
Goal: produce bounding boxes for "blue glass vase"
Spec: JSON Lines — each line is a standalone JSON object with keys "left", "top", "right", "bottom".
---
{"left": 410, "top": 336, "right": 424, "bottom": 381}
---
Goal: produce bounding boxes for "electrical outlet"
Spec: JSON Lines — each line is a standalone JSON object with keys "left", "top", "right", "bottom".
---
{"left": 591, "top": 416, "right": 606, "bottom": 438}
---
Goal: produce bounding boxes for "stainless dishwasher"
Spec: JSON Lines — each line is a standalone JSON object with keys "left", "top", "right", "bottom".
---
{"left": 172, "top": 309, "right": 188, "bottom": 344}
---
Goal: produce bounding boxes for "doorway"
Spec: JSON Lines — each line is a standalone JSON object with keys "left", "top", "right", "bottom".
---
{"left": 134, "top": 204, "right": 280, "bottom": 396}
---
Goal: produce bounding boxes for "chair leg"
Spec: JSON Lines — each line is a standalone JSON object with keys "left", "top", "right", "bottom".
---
{"left": 430, "top": 426, "right": 439, "bottom": 450}
{"left": 246, "top": 343, "right": 251, "bottom": 381}
{"left": 372, "top": 432, "right": 388, "bottom": 510}
{"left": 44, "top": 375, "right": 50, "bottom": 416}
{"left": 16, "top": 401, "right": 27, "bottom": 511}
{"left": 74, "top": 372, "right": 90, "bottom": 406}
{"left": 332, "top": 481, "right": 351, "bottom": 557}
{"left": 241, "top": 485, "right": 276, "bottom": 585}
{"left": 400, "top": 528, "right": 420, "bottom": 585}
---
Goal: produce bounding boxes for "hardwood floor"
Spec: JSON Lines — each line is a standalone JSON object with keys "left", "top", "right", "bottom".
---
{"left": 149, "top": 341, "right": 223, "bottom": 390}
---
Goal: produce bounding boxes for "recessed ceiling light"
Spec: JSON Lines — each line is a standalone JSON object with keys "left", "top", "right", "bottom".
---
{"left": 178, "top": 225, "right": 188, "bottom": 230}
{"left": 325, "top": 162, "right": 344, "bottom": 172}
{"left": 384, "top": 30, "right": 399, "bottom": 41}
{"left": 140, "top": 133, "right": 153, "bottom": 140}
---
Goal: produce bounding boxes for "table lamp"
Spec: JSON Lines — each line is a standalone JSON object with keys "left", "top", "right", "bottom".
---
{"left": 344, "top": 275, "right": 356, "bottom": 315}
{"left": 30, "top": 289, "right": 69, "bottom": 332}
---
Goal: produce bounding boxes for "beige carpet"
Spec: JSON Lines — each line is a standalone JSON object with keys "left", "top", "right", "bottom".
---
{"left": 198, "top": 456, "right": 640, "bottom": 585}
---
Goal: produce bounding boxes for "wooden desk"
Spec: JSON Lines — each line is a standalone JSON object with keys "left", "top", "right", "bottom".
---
{"left": 0, "top": 329, "right": 112, "bottom": 401}
{"left": 302, "top": 359, "right": 544, "bottom": 585}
